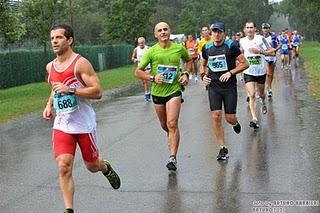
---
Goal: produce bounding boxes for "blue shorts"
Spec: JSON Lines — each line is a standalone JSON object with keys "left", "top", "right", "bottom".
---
{"left": 281, "top": 49, "right": 289, "bottom": 55}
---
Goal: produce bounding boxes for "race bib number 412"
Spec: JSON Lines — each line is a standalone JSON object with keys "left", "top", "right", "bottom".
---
{"left": 208, "top": 54, "right": 228, "bottom": 72}
{"left": 157, "top": 65, "right": 177, "bottom": 84}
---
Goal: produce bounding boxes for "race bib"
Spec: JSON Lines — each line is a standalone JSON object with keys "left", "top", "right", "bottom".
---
{"left": 53, "top": 93, "right": 78, "bottom": 114}
{"left": 247, "top": 55, "right": 264, "bottom": 75}
{"left": 247, "top": 55, "right": 263, "bottom": 66}
{"left": 208, "top": 54, "right": 228, "bottom": 72}
{"left": 157, "top": 65, "right": 177, "bottom": 84}
{"left": 282, "top": 44, "right": 288, "bottom": 50}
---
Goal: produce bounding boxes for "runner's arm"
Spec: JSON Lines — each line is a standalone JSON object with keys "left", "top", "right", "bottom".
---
{"left": 43, "top": 63, "right": 54, "bottom": 120}
{"left": 229, "top": 54, "right": 249, "bottom": 75}
{"left": 135, "top": 66, "right": 154, "bottom": 82}
{"left": 131, "top": 48, "right": 137, "bottom": 63}
{"left": 74, "top": 58, "right": 102, "bottom": 99}
{"left": 51, "top": 58, "right": 102, "bottom": 100}
{"left": 200, "top": 58, "right": 208, "bottom": 80}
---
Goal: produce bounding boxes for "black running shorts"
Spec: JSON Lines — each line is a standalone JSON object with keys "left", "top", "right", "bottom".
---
{"left": 152, "top": 91, "right": 183, "bottom": 105}
{"left": 244, "top": 74, "right": 266, "bottom": 84}
{"left": 208, "top": 86, "right": 237, "bottom": 114}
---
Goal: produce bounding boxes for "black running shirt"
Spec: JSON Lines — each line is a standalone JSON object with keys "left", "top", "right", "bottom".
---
{"left": 202, "top": 39, "right": 241, "bottom": 88}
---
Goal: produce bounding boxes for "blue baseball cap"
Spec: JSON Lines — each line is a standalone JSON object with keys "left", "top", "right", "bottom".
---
{"left": 210, "top": 22, "right": 225, "bottom": 32}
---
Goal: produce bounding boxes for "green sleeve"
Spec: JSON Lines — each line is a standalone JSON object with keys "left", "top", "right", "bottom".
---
{"left": 181, "top": 46, "right": 190, "bottom": 62}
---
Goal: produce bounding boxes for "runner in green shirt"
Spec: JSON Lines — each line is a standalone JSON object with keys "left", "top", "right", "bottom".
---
{"left": 135, "top": 22, "right": 191, "bottom": 171}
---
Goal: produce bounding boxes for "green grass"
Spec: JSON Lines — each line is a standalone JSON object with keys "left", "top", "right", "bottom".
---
{"left": 300, "top": 41, "right": 320, "bottom": 100}
{"left": 0, "top": 65, "right": 137, "bottom": 123}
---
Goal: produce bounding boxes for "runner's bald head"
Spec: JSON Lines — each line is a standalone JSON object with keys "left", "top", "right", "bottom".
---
{"left": 137, "top": 37, "right": 145, "bottom": 43}
{"left": 154, "top": 22, "right": 170, "bottom": 33}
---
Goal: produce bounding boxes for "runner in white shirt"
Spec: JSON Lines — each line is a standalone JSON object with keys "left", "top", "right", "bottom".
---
{"left": 240, "top": 21, "right": 276, "bottom": 129}
{"left": 131, "top": 37, "right": 151, "bottom": 101}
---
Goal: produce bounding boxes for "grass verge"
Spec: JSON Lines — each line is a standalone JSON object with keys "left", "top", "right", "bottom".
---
{"left": 0, "top": 65, "right": 137, "bottom": 123}
{"left": 300, "top": 41, "right": 320, "bottom": 100}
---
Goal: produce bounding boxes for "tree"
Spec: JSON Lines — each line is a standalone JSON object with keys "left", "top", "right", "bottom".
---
{"left": 20, "top": 0, "right": 69, "bottom": 60}
{"left": 101, "top": 0, "right": 156, "bottom": 44}
{"left": 279, "top": 0, "right": 320, "bottom": 40}
{"left": 72, "top": 0, "right": 108, "bottom": 44}
{"left": 0, "top": 0, "right": 26, "bottom": 47}
{"left": 177, "top": 8, "right": 198, "bottom": 35}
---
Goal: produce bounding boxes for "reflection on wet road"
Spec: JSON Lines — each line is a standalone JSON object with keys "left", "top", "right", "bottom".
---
{"left": 0, "top": 59, "right": 319, "bottom": 213}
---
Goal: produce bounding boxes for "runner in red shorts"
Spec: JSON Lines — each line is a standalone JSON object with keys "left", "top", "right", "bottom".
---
{"left": 42, "top": 24, "right": 120, "bottom": 213}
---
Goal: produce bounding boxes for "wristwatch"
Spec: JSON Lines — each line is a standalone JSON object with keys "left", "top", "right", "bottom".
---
{"left": 68, "top": 86, "right": 76, "bottom": 94}
{"left": 149, "top": 75, "right": 155, "bottom": 82}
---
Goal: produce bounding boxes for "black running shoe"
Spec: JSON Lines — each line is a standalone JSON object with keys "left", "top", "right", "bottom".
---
{"left": 166, "top": 156, "right": 177, "bottom": 171}
{"left": 232, "top": 121, "right": 241, "bottom": 134}
{"left": 249, "top": 119, "right": 260, "bottom": 129}
{"left": 217, "top": 147, "right": 229, "bottom": 161}
{"left": 63, "top": 209, "right": 74, "bottom": 213}
{"left": 103, "top": 160, "right": 121, "bottom": 189}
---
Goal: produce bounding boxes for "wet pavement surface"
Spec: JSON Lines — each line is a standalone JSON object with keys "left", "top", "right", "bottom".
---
{"left": 1, "top": 59, "right": 320, "bottom": 213}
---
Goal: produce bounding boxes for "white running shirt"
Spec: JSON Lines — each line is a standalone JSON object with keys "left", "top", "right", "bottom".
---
{"left": 240, "top": 35, "right": 268, "bottom": 76}
{"left": 137, "top": 46, "right": 150, "bottom": 69}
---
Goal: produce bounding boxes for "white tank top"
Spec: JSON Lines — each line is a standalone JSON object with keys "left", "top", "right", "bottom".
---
{"left": 240, "top": 35, "right": 266, "bottom": 76}
{"left": 137, "top": 46, "right": 148, "bottom": 63}
{"left": 48, "top": 54, "right": 96, "bottom": 133}
{"left": 136, "top": 45, "right": 150, "bottom": 69}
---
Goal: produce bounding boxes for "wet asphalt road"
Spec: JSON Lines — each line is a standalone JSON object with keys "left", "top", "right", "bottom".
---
{"left": 0, "top": 59, "right": 320, "bottom": 213}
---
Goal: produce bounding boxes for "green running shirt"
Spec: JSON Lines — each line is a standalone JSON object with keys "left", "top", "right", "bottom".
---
{"left": 139, "top": 42, "right": 190, "bottom": 97}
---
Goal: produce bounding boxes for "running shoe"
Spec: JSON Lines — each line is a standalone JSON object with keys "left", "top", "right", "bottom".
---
{"left": 144, "top": 93, "right": 151, "bottom": 101}
{"left": 166, "top": 156, "right": 177, "bottom": 171}
{"left": 267, "top": 90, "right": 273, "bottom": 98}
{"left": 246, "top": 96, "right": 249, "bottom": 103}
{"left": 232, "top": 121, "right": 241, "bottom": 134}
{"left": 249, "top": 119, "right": 259, "bottom": 129}
{"left": 103, "top": 160, "right": 121, "bottom": 189}
{"left": 217, "top": 147, "right": 229, "bottom": 161}
{"left": 63, "top": 209, "right": 74, "bottom": 213}
{"left": 195, "top": 76, "right": 198, "bottom": 82}
{"left": 262, "top": 104, "right": 267, "bottom": 114}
